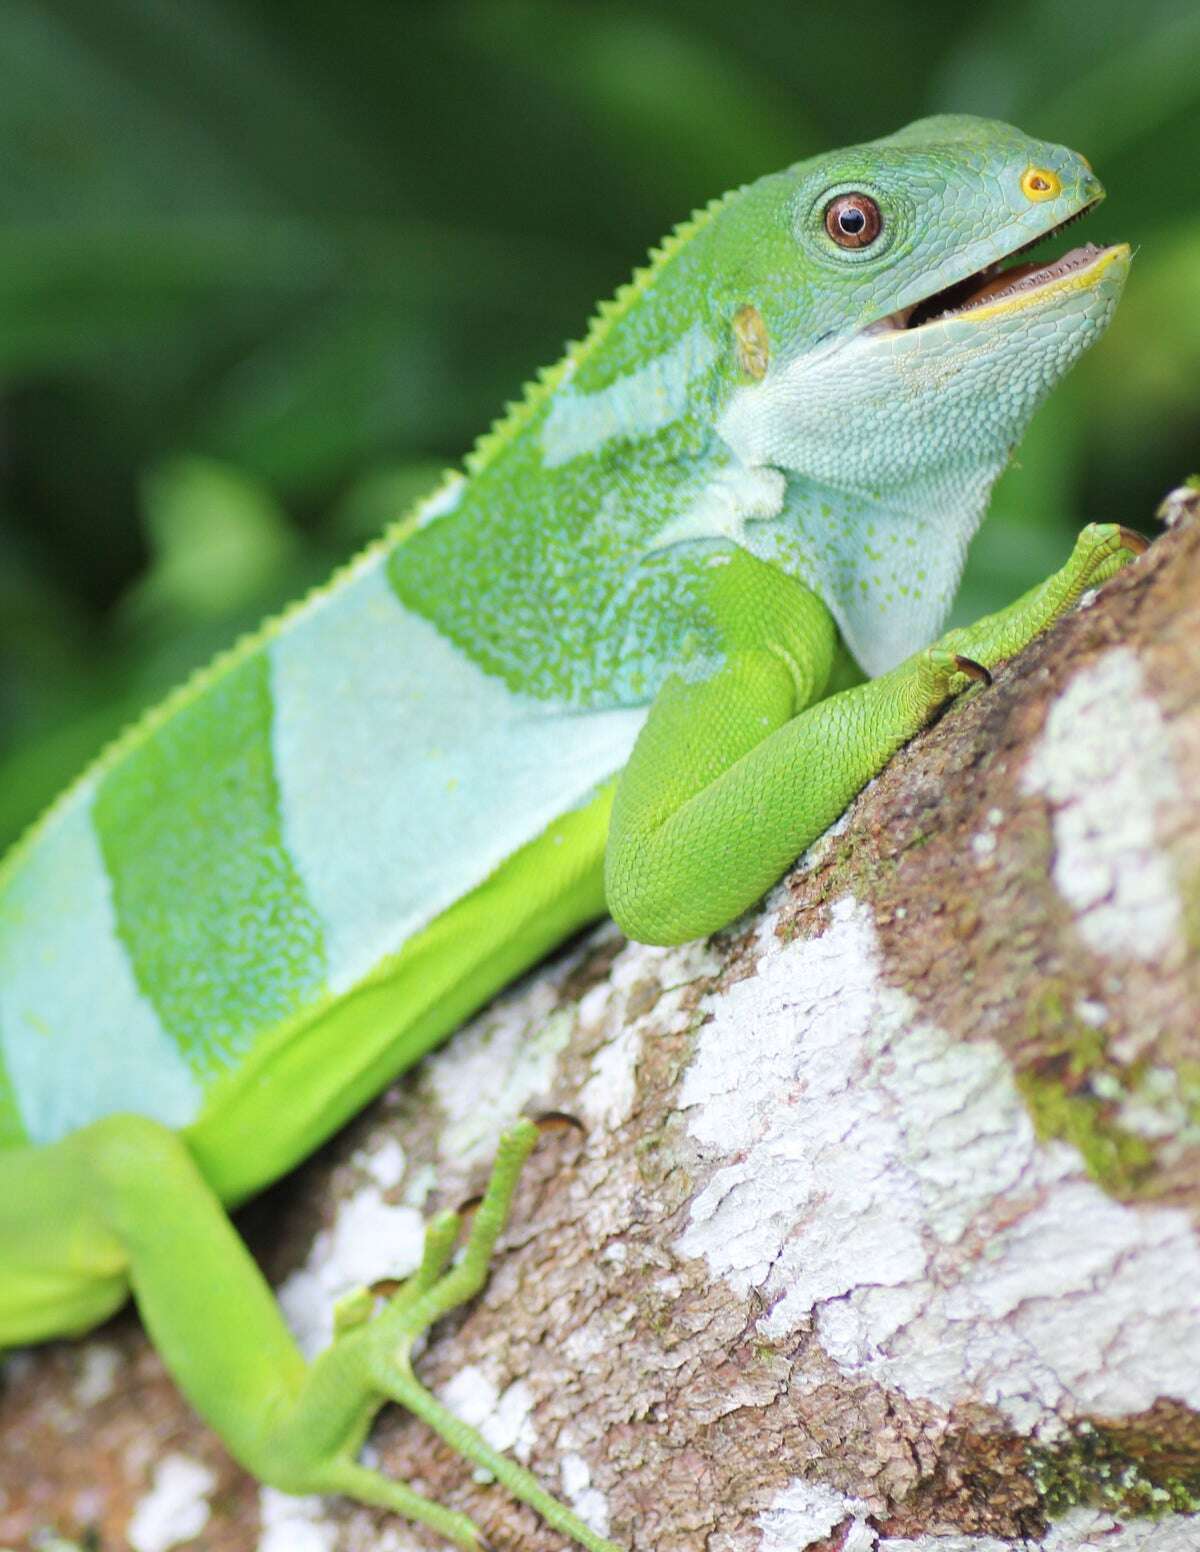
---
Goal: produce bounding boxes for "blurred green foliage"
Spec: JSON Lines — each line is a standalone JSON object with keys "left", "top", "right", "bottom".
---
{"left": 2, "top": 0, "right": 1198, "bottom": 855}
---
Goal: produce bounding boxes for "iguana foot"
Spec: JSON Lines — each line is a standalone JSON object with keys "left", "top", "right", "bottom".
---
{"left": 269, "top": 1119, "right": 622, "bottom": 1552}
{"left": 934, "top": 520, "right": 1147, "bottom": 674}
{"left": 1067, "top": 520, "right": 1148, "bottom": 589}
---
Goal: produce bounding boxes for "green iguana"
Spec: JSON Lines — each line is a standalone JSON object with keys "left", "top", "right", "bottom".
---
{"left": 0, "top": 115, "right": 1142, "bottom": 1550}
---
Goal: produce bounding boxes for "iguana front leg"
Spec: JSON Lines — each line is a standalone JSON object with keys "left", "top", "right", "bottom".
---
{"left": 605, "top": 524, "right": 1144, "bottom": 947}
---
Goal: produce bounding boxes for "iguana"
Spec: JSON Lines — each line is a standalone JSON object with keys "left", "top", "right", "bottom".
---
{"left": 0, "top": 115, "right": 1142, "bottom": 1550}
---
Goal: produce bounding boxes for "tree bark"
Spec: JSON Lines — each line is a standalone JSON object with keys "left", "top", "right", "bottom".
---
{"left": 3, "top": 500, "right": 1200, "bottom": 1552}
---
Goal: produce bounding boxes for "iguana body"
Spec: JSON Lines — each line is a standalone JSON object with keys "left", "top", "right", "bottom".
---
{"left": 0, "top": 116, "right": 1139, "bottom": 1549}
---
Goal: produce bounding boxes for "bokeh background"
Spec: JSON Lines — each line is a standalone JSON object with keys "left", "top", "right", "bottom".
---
{"left": 2, "top": 0, "right": 1197, "bottom": 857}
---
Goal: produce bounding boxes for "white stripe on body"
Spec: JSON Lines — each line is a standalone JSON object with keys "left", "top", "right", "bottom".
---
{"left": 0, "top": 789, "right": 202, "bottom": 1144}
{"left": 270, "top": 560, "right": 647, "bottom": 998}
{"left": 540, "top": 323, "right": 718, "bottom": 469}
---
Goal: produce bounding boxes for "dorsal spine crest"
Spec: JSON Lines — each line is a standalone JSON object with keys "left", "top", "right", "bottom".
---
{"left": 462, "top": 188, "right": 741, "bottom": 479}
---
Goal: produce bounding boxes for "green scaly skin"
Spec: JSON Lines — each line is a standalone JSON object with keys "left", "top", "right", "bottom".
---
{"left": 0, "top": 115, "right": 1142, "bottom": 1550}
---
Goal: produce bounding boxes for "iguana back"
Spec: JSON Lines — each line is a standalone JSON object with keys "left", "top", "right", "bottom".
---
{"left": 0, "top": 189, "right": 738, "bottom": 1161}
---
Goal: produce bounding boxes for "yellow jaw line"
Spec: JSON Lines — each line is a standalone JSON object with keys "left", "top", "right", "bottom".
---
{"left": 960, "top": 242, "right": 1131, "bottom": 326}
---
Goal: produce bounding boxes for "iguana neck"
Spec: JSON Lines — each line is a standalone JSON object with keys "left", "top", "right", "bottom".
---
{"left": 744, "top": 462, "right": 1005, "bottom": 676}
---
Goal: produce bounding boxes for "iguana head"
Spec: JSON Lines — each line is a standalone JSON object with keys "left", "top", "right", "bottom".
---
{"left": 714, "top": 113, "right": 1128, "bottom": 674}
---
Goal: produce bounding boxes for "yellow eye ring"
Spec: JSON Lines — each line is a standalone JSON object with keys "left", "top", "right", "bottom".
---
{"left": 1021, "top": 166, "right": 1061, "bottom": 202}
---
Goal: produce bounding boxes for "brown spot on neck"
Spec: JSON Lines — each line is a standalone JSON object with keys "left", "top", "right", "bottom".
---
{"left": 732, "top": 304, "right": 770, "bottom": 381}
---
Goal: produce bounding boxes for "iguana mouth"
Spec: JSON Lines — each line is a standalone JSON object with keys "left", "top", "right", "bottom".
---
{"left": 868, "top": 202, "right": 1113, "bottom": 333}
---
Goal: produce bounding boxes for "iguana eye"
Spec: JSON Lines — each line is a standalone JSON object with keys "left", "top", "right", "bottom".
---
{"left": 824, "top": 193, "right": 882, "bottom": 249}
{"left": 1021, "top": 166, "right": 1062, "bottom": 202}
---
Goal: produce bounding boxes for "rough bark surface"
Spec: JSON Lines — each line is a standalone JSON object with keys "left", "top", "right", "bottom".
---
{"left": 3, "top": 506, "right": 1200, "bottom": 1552}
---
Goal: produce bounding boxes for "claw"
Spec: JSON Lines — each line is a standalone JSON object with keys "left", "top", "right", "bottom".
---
{"left": 953, "top": 654, "right": 992, "bottom": 687}
{"left": 367, "top": 1277, "right": 404, "bottom": 1300}
{"left": 457, "top": 1114, "right": 582, "bottom": 1220}
{"left": 1115, "top": 524, "right": 1150, "bottom": 555}
{"left": 533, "top": 1109, "right": 587, "bottom": 1136}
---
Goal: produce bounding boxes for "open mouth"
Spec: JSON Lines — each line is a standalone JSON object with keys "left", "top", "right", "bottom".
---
{"left": 866, "top": 202, "right": 1113, "bottom": 334}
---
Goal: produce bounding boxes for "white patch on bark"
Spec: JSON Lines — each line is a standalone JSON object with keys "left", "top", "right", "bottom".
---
{"left": 878, "top": 1506, "right": 1200, "bottom": 1549}
{"left": 257, "top": 1488, "right": 338, "bottom": 1552}
{"left": 577, "top": 934, "right": 717, "bottom": 1130}
{"left": 74, "top": 1341, "right": 120, "bottom": 1406}
{"left": 753, "top": 1496, "right": 1200, "bottom": 1552}
{"left": 580, "top": 1020, "right": 641, "bottom": 1129}
{"left": 370, "top": 1531, "right": 427, "bottom": 1552}
{"left": 756, "top": 1478, "right": 872, "bottom": 1550}
{"left": 429, "top": 994, "right": 575, "bottom": 1164}
{"left": 369, "top": 1531, "right": 427, "bottom": 1552}
{"left": 127, "top": 1454, "right": 216, "bottom": 1552}
{"left": 970, "top": 806, "right": 1002, "bottom": 863}
{"left": 677, "top": 896, "right": 1200, "bottom": 1431}
{"left": 353, "top": 1134, "right": 407, "bottom": 1189}
{"left": 1021, "top": 647, "right": 1182, "bottom": 959}
{"left": 560, "top": 1450, "right": 611, "bottom": 1537}
{"left": 439, "top": 1365, "right": 537, "bottom": 1467}
{"left": 971, "top": 829, "right": 997, "bottom": 860}
{"left": 1116, "top": 1066, "right": 1200, "bottom": 1165}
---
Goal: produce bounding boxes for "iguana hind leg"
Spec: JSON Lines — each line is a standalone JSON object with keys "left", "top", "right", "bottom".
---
{"left": 287, "top": 1118, "right": 621, "bottom": 1552}
{"left": 6, "top": 1115, "right": 619, "bottom": 1552}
